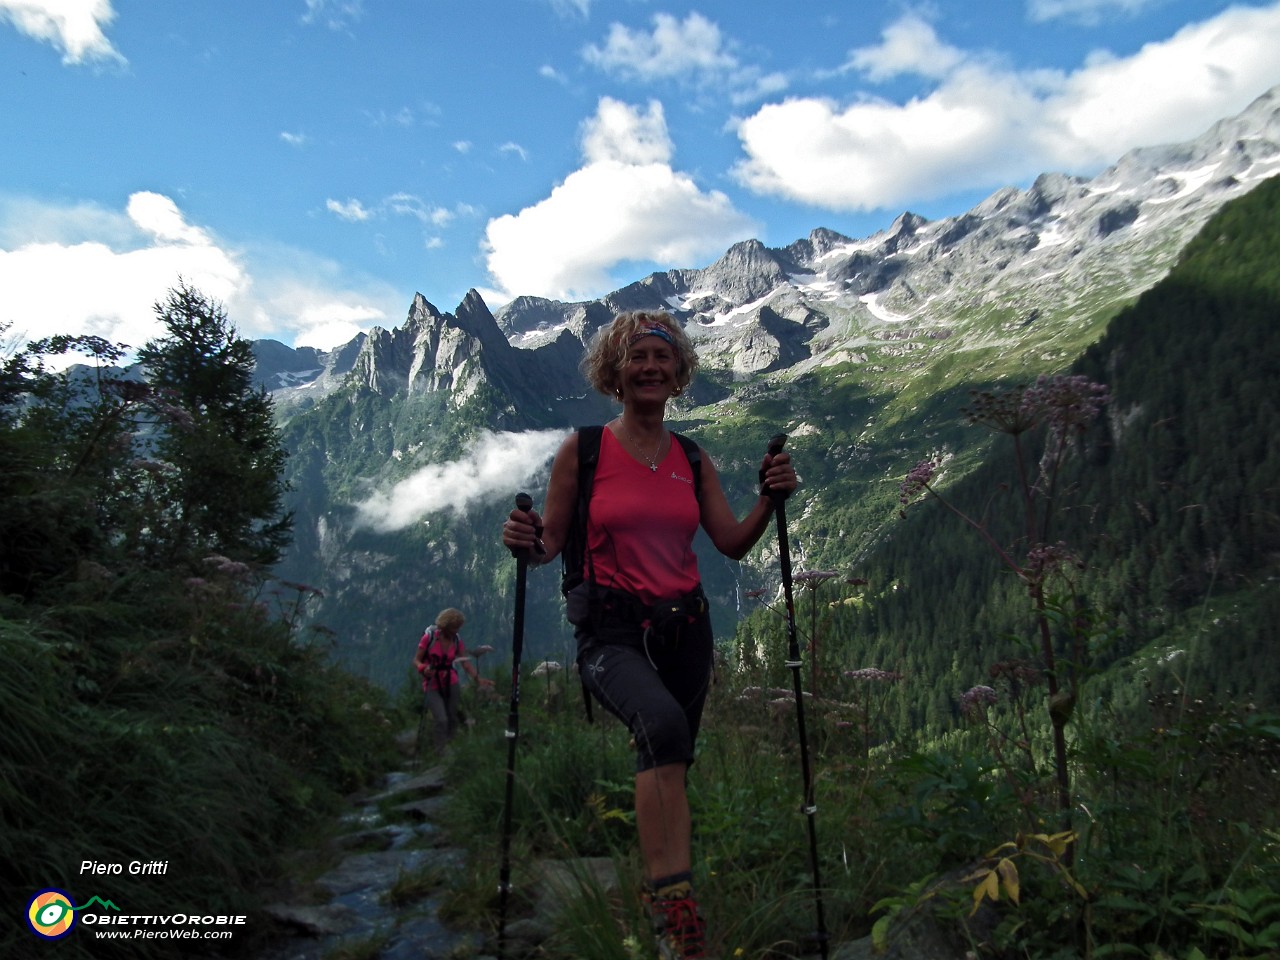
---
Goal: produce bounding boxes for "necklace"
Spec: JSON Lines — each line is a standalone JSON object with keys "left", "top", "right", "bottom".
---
{"left": 620, "top": 416, "right": 664, "bottom": 472}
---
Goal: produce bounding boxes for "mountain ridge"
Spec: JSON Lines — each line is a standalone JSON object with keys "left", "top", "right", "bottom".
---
{"left": 256, "top": 85, "right": 1279, "bottom": 417}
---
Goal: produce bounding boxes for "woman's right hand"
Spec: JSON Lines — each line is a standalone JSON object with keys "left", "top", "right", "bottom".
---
{"left": 502, "top": 506, "right": 545, "bottom": 557}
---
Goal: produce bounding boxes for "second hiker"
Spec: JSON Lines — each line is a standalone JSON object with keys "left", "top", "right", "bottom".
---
{"left": 414, "top": 607, "right": 493, "bottom": 754}
{"left": 501, "top": 310, "right": 797, "bottom": 959}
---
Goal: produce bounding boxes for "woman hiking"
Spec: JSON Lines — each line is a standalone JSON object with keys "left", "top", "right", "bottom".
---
{"left": 501, "top": 310, "right": 796, "bottom": 959}
{"left": 415, "top": 607, "right": 493, "bottom": 754}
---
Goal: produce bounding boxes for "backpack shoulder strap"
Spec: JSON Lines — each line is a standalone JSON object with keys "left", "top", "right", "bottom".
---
{"left": 423, "top": 626, "right": 442, "bottom": 659}
{"left": 671, "top": 431, "right": 702, "bottom": 502}
{"left": 561, "top": 425, "right": 603, "bottom": 596}
{"left": 579, "top": 425, "right": 604, "bottom": 489}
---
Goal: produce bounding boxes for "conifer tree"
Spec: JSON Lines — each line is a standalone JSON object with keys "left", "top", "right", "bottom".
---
{"left": 137, "top": 281, "right": 292, "bottom": 567}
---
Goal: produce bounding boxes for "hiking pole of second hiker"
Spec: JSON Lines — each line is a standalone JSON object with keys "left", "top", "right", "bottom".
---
{"left": 414, "top": 687, "right": 428, "bottom": 768}
{"left": 768, "top": 434, "right": 830, "bottom": 960}
{"left": 498, "top": 492, "right": 541, "bottom": 957}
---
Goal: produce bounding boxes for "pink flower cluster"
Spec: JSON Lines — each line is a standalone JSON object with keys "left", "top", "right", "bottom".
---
{"left": 843, "top": 667, "right": 903, "bottom": 683}
{"left": 1023, "top": 374, "right": 1110, "bottom": 440}
{"left": 960, "top": 684, "right": 998, "bottom": 717}
{"left": 203, "top": 554, "right": 253, "bottom": 583}
{"left": 794, "top": 569, "right": 841, "bottom": 586}
{"left": 899, "top": 459, "right": 936, "bottom": 511}
{"left": 1025, "top": 541, "right": 1082, "bottom": 576}
{"left": 963, "top": 374, "right": 1109, "bottom": 438}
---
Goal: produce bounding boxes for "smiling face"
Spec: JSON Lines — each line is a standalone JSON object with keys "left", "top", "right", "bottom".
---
{"left": 581, "top": 311, "right": 700, "bottom": 401}
{"left": 622, "top": 334, "right": 680, "bottom": 404}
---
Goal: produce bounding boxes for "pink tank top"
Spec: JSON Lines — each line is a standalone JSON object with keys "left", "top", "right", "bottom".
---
{"left": 585, "top": 428, "right": 701, "bottom": 603}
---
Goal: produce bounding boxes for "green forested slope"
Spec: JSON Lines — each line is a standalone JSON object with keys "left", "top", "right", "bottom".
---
{"left": 792, "top": 175, "right": 1280, "bottom": 729}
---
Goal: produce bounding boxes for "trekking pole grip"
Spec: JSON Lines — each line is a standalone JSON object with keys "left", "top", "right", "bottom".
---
{"left": 511, "top": 492, "right": 544, "bottom": 559}
{"left": 764, "top": 433, "right": 788, "bottom": 503}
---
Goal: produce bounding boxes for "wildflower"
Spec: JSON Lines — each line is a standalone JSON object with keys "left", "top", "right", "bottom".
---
{"left": 960, "top": 685, "right": 998, "bottom": 718}
{"left": 963, "top": 375, "right": 1109, "bottom": 439}
{"left": 531, "top": 660, "right": 563, "bottom": 677}
{"left": 899, "top": 460, "right": 935, "bottom": 512}
{"left": 963, "top": 386, "right": 1038, "bottom": 435}
{"left": 1023, "top": 374, "right": 1110, "bottom": 442}
{"left": 989, "top": 659, "right": 1043, "bottom": 688}
{"left": 153, "top": 402, "right": 197, "bottom": 431}
{"left": 794, "top": 569, "right": 841, "bottom": 585}
{"left": 203, "top": 554, "right": 253, "bottom": 581}
{"left": 1025, "top": 541, "right": 1081, "bottom": 577}
{"left": 843, "top": 667, "right": 903, "bottom": 683}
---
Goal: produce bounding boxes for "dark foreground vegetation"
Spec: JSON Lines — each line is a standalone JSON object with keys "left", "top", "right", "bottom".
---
{"left": 1, "top": 285, "right": 402, "bottom": 959}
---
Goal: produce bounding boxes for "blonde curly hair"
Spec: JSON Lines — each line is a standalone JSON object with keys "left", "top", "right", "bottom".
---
{"left": 580, "top": 311, "right": 699, "bottom": 400}
{"left": 434, "top": 608, "right": 465, "bottom": 634}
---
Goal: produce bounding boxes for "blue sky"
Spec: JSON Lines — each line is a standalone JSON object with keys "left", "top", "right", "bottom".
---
{"left": 3, "top": 0, "right": 1280, "bottom": 357}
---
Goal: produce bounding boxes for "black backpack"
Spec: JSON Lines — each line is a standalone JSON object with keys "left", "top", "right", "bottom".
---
{"left": 560, "top": 425, "right": 703, "bottom": 597}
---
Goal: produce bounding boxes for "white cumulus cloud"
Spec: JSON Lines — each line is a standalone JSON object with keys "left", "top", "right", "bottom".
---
{"left": 0, "top": 0, "right": 123, "bottom": 64}
{"left": 481, "top": 98, "right": 757, "bottom": 302}
{"left": 352, "top": 429, "right": 565, "bottom": 533}
{"left": 732, "top": 3, "right": 1280, "bottom": 212}
{"left": 581, "top": 96, "right": 673, "bottom": 165}
{"left": 0, "top": 191, "right": 399, "bottom": 360}
{"left": 583, "top": 11, "right": 788, "bottom": 104}
{"left": 584, "top": 12, "right": 737, "bottom": 83}
{"left": 844, "top": 12, "right": 966, "bottom": 82}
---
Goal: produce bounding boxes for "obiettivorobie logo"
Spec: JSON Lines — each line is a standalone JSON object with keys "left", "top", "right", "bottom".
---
{"left": 26, "top": 888, "right": 248, "bottom": 943}
{"left": 26, "top": 890, "right": 119, "bottom": 940}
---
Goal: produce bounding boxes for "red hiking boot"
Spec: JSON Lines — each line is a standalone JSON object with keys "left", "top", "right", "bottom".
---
{"left": 649, "top": 892, "right": 707, "bottom": 959}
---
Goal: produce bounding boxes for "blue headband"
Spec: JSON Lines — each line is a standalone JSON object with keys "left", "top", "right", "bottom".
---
{"left": 628, "top": 326, "right": 675, "bottom": 347}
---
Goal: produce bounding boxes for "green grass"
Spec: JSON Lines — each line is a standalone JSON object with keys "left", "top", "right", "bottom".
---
{"left": 430, "top": 624, "right": 1280, "bottom": 960}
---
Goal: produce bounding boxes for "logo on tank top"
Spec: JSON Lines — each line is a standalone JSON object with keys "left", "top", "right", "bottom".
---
{"left": 669, "top": 470, "right": 692, "bottom": 485}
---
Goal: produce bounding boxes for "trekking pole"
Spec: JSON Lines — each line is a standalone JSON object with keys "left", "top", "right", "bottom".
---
{"left": 767, "top": 434, "right": 830, "bottom": 959}
{"left": 498, "top": 492, "right": 541, "bottom": 957}
{"left": 413, "top": 691, "right": 427, "bottom": 768}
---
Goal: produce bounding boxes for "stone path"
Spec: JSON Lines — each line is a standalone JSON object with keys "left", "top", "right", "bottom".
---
{"left": 253, "top": 735, "right": 963, "bottom": 960}
{"left": 260, "top": 762, "right": 489, "bottom": 960}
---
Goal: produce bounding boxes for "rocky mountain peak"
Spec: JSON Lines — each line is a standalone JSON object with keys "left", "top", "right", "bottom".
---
{"left": 698, "top": 238, "right": 790, "bottom": 303}
{"left": 258, "top": 83, "right": 1280, "bottom": 417}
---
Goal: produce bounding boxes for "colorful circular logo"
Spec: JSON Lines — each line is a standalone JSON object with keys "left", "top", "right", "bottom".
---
{"left": 28, "top": 889, "right": 77, "bottom": 940}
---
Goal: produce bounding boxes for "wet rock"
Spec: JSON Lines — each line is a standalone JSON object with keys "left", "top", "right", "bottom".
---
{"left": 259, "top": 761, "right": 476, "bottom": 960}
{"left": 262, "top": 903, "right": 360, "bottom": 937}
{"left": 395, "top": 795, "right": 449, "bottom": 821}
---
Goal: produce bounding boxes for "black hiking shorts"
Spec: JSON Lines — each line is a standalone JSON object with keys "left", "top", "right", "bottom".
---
{"left": 569, "top": 583, "right": 714, "bottom": 773}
